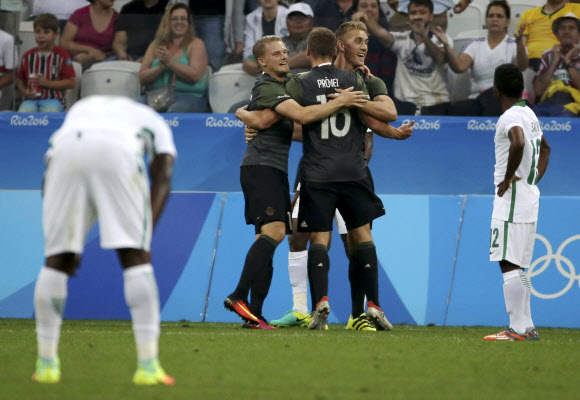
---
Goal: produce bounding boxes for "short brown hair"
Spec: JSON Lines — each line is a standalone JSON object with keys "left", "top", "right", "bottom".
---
{"left": 33, "top": 13, "right": 59, "bottom": 33}
{"left": 335, "top": 21, "right": 368, "bottom": 41}
{"left": 307, "top": 27, "right": 337, "bottom": 59}
{"left": 253, "top": 35, "right": 283, "bottom": 59}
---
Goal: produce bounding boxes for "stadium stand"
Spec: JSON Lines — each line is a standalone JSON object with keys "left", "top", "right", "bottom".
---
{"left": 208, "top": 65, "right": 254, "bottom": 113}
{"left": 64, "top": 60, "right": 82, "bottom": 111}
{"left": 80, "top": 60, "right": 141, "bottom": 100}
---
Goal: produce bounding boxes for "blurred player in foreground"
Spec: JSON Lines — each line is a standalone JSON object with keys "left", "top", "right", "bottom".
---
{"left": 484, "top": 64, "right": 550, "bottom": 341}
{"left": 32, "top": 96, "right": 177, "bottom": 384}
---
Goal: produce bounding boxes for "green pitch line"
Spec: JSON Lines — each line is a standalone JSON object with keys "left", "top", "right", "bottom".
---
{"left": 1, "top": 319, "right": 579, "bottom": 400}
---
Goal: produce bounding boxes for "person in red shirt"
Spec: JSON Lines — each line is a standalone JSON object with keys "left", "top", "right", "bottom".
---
{"left": 17, "top": 14, "right": 76, "bottom": 113}
{"left": 60, "top": 0, "right": 118, "bottom": 71}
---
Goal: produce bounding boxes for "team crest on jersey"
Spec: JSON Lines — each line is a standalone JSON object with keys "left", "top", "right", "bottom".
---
{"left": 66, "top": 58, "right": 73, "bottom": 66}
{"left": 265, "top": 206, "right": 275, "bottom": 216}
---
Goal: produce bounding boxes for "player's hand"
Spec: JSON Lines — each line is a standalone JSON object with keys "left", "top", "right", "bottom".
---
{"left": 497, "top": 175, "right": 521, "bottom": 197}
{"left": 351, "top": 11, "right": 368, "bottom": 22}
{"left": 244, "top": 125, "right": 258, "bottom": 144}
{"left": 356, "top": 65, "right": 374, "bottom": 78}
{"left": 395, "top": 120, "right": 414, "bottom": 140}
{"left": 327, "top": 87, "right": 369, "bottom": 108}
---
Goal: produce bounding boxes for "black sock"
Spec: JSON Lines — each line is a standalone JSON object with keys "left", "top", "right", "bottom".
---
{"left": 307, "top": 243, "right": 330, "bottom": 308}
{"left": 352, "top": 241, "right": 380, "bottom": 307}
{"left": 349, "top": 257, "right": 365, "bottom": 317}
{"left": 249, "top": 259, "right": 273, "bottom": 318}
{"left": 231, "top": 235, "right": 278, "bottom": 301}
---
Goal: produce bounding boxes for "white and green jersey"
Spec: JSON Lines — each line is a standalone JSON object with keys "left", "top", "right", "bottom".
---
{"left": 492, "top": 102, "right": 543, "bottom": 223}
{"left": 47, "top": 95, "right": 177, "bottom": 163}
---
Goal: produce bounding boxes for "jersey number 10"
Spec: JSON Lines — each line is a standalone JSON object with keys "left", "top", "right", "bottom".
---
{"left": 316, "top": 95, "right": 352, "bottom": 139}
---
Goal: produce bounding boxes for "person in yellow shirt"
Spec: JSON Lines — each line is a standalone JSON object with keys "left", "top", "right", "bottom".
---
{"left": 518, "top": 0, "right": 580, "bottom": 70}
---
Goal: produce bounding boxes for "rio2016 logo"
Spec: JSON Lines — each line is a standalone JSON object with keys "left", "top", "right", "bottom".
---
{"left": 528, "top": 234, "right": 580, "bottom": 299}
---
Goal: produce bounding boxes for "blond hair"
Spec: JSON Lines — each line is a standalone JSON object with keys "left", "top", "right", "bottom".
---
{"left": 335, "top": 21, "right": 368, "bottom": 41}
{"left": 153, "top": 3, "right": 196, "bottom": 49}
{"left": 252, "top": 35, "right": 283, "bottom": 59}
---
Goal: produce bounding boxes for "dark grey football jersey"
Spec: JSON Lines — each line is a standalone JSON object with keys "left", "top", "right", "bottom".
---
{"left": 285, "top": 64, "right": 369, "bottom": 182}
{"left": 241, "top": 73, "right": 294, "bottom": 173}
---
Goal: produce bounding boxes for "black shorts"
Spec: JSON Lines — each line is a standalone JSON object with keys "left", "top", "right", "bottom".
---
{"left": 240, "top": 165, "right": 292, "bottom": 235}
{"left": 297, "top": 176, "right": 385, "bottom": 232}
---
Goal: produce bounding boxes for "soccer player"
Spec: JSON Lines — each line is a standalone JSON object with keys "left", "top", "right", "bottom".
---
{"left": 224, "top": 35, "right": 369, "bottom": 329}
{"left": 32, "top": 96, "right": 176, "bottom": 385}
{"left": 285, "top": 27, "right": 405, "bottom": 330}
{"left": 270, "top": 21, "right": 413, "bottom": 331}
{"left": 484, "top": 64, "right": 550, "bottom": 341}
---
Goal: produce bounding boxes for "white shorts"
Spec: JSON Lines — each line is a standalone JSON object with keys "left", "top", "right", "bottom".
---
{"left": 489, "top": 218, "right": 536, "bottom": 268}
{"left": 43, "top": 134, "right": 152, "bottom": 257}
{"left": 292, "top": 195, "right": 347, "bottom": 234}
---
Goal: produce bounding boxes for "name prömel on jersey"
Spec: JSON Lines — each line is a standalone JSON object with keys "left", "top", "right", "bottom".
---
{"left": 317, "top": 78, "right": 339, "bottom": 88}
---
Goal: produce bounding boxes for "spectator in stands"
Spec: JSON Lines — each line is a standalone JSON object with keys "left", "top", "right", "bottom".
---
{"left": 16, "top": 14, "right": 76, "bottom": 112}
{"left": 313, "top": 0, "right": 353, "bottom": 32}
{"left": 112, "top": 0, "right": 169, "bottom": 62}
{"left": 0, "top": 28, "right": 15, "bottom": 109}
{"left": 168, "top": 0, "right": 245, "bottom": 69}
{"left": 387, "top": 0, "right": 470, "bottom": 32}
{"left": 29, "top": 0, "right": 89, "bottom": 33}
{"left": 353, "top": 0, "right": 397, "bottom": 95}
{"left": 354, "top": 0, "right": 451, "bottom": 115}
{"left": 243, "top": 0, "right": 289, "bottom": 74}
{"left": 60, "top": 0, "right": 118, "bottom": 71}
{"left": 532, "top": 13, "right": 580, "bottom": 117}
{"left": 244, "top": 2, "right": 313, "bottom": 75}
{"left": 518, "top": 0, "right": 580, "bottom": 71}
{"left": 139, "top": 2, "right": 210, "bottom": 113}
{"left": 440, "top": 1, "right": 528, "bottom": 116}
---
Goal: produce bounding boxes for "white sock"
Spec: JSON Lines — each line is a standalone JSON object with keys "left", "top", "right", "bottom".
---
{"left": 502, "top": 270, "right": 528, "bottom": 334}
{"left": 34, "top": 267, "right": 68, "bottom": 360}
{"left": 519, "top": 269, "right": 535, "bottom": 330}
{"left": 123, "top": 264, "right": 160, "bottom": 363}
{"left": 289, "top": 251, "right": 308, "bottom": 314}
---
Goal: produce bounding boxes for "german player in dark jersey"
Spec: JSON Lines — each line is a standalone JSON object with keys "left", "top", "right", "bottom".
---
{"left": 239, "top": 25, "right": 414, "bottom": 331}
{"left": 333, "top": 21, "right": 414, "bottom": 331}
{"left": 224, "top": 35, "right": 369, "bottom": 329}
{"left": 284, "top": 27, "right": 412, "bottom": 330}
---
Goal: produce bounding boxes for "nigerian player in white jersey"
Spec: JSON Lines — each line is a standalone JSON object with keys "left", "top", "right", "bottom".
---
{"left": 484, "top": 64, "right": 550, "bottom": 342}
{"left": 32, "top": 96, "right": 177, "bottom": 384}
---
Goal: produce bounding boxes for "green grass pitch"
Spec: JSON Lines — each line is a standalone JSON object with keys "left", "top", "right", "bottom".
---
{"left": 2, "top": 319, "right": 579, "bottom": 400}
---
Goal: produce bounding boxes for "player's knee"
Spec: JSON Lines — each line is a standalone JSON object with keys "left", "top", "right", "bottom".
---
{"left": 288, "top": 231, "right": 309, "bottom": 251}
{"left": 117, "top": 248, "right": 150, "bottom": 269}
{"left": 45, "top": 253, "right": 80, "bottom": 276}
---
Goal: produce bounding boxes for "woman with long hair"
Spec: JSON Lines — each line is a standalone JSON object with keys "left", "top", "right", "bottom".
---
{"left": 139, "top": 2, "right": 209, "bottom": 113}
{"left": 435, "top": 0, "right": 528, "bottom": 116}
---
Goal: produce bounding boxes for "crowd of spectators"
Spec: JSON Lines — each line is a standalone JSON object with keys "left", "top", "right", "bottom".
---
{"left": 0, "top": 0, "right": 579, "bottom": 117}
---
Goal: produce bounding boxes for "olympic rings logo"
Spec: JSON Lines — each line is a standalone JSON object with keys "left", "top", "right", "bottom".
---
{"left": 527, "top": 234, "right": 580, "bottom": 299}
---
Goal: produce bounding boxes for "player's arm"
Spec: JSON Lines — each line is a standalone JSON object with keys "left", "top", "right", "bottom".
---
{"left": 536, "top": 135, "right": 551, "bottom": 184}
{"left": 149, "top": 153, "right": 175, "bottom": 228}
{"left": 364, "top": 131, "right": 373, "bottom": 162}
{"left": 363, "top": 114, "right": 414, "bottom": 139}
{"left": 497, "top": 126, "right": 525, "bottom": 197}
{"left": 236, "top": 106, "right": 283, "bottom": 130}
{"left": 274, "top": 87, "right": 367, "bottom": 125}
{"left": 357, "top": 94, "right": 397, "bottom": 122}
